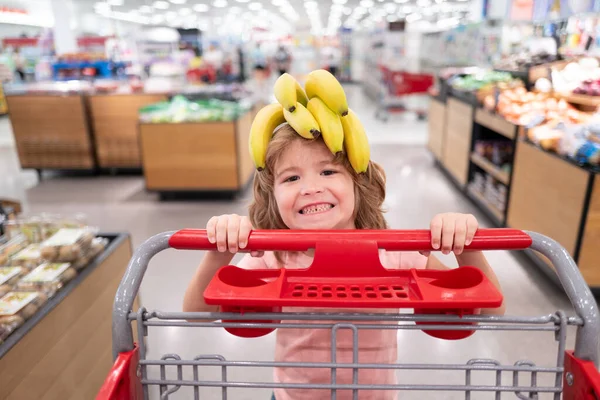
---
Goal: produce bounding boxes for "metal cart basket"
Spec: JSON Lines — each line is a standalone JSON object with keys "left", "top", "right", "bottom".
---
{"left": 97, "top": 229, "right": 600, "bottom": 399}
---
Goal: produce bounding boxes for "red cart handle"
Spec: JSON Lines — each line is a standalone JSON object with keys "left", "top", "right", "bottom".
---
{"left": 168, "top": 228, "right": 532, "bottom": 252}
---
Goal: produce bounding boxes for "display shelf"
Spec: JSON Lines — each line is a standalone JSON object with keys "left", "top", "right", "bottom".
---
{"left": 556, "top": 92, "right": 600, "bottom": 108}
{"left": 470, "top": 153, "right": 510, "bottom": 186}
{"left": 0, "top": 233, "right": 135, "bottom": 400}
{"left": 467, "top": 186, "right": 505, "bottom": 225}
{"left": 474, "top": 108, "right": 517, "bottom": 140}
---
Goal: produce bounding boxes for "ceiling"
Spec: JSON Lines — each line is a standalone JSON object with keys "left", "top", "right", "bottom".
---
{"left": 84, "top": 0, "right": 473, "bottom": 35}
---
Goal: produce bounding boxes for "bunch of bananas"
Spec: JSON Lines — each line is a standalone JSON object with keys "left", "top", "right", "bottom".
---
{"left": 249, "top": 70, "right": 370, "bottom": 174}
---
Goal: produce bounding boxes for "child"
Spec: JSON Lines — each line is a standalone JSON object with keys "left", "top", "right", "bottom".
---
{"left": 183, "top": 124, "right": 505, "bottom": 400}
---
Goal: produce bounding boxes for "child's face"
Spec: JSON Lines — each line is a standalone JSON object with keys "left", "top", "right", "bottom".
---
{"left": 273, "top": 139, "right": 355, "bottom": 230}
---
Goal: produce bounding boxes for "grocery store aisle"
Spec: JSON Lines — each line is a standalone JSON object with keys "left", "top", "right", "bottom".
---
{"left": 0, "top": 87, "right": 577, "bottom": 399}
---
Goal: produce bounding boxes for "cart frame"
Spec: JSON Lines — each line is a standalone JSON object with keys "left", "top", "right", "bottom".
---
{"left": 375, "top": 65, "right": 434, "bottom": 122}
{"left": 98, "top": 229, "right": 600, "bottom": 399}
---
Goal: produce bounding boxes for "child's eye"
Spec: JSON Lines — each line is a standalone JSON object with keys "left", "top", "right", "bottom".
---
{"left": 283, "top": 175, "right": 299, "bottom": 183}
{"left": 321, "top": 170, "right": 337, "bottom": 176}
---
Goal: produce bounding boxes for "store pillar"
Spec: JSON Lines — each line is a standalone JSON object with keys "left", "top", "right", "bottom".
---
{"left": 50, "top": 0, "right": 77, "bottom": 55}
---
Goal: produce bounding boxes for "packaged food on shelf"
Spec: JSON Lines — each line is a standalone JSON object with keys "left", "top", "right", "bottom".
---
{"left": 40, "top": 228, "right": 96, "bottom": 262}
{"left": 17, "top": 263, "right": 77, "bottom": 298}
{"left": 71, "top": 237, "right": 108, "bottom": 271}
{"left": 0, "top": 291, "right": 48, "bottom": 343}
{"left": 0, "top": 266, "right": 26, "bottom": 297}
{"left": 9, "top": 244, "right": 42, "bottom": 270}
{"left": 0, "top": 235, "right": 29, "bottom": 265}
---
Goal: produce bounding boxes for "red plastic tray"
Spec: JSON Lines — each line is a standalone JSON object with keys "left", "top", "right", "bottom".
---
{"left": 204, "top": 265, "right": 502, "bottom": 309}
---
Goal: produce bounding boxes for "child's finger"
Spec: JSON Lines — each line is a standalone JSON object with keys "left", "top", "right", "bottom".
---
{"left": 238, "top": 218, "right": 252, "bottom": 249}
{"left": 419, "top": 250, "right": 431, "bottom": 257}
{"left": 441, "top": 217, "right": 455, "bottom": 255}
{"left": 227, "top": 216, "right": 241, "bottom": 253}
{"left": 453, "top": 218, "right": 467, "bottom": 255}
{"left": 215, "top": 216, "right": 229, "bottom": 252}
{"left": 206, "top": 217, "right": 217, "bottom": 243}
{"left": 250, "top": 250, "right": 264, "bottom": 258}
{"left": 430, "top": 215, "right": 443, "bottom": 250}
{"left": 465, "top": 215, "right": 478, "bottom": 246}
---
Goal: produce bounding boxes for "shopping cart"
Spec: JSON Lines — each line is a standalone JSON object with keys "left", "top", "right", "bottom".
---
{"left": 97, "top": 229, "right": 600, "bottom": 399}
{"left": 375, "top": 65, "right": 434, "bottom": 122}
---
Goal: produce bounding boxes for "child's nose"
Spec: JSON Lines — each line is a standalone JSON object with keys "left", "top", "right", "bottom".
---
{"left": 300, "top": 182, "right": 324, "bottom": 196}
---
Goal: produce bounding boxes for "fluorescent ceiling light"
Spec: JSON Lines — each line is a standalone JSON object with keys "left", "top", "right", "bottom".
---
{"left": 153, "top": 1, "right": 169, "bottom": 9}
{"left": 236, "top": 0, "right": 251, "bottom": 3}
{"left": 139, "top": 5, "right": 152, "bottom": 12}
{"left": 179, "top": 7, "right": 190, "bottom": 14}
{"left": 248, "top": 2, "right": 262, "bottom": 10}
{"left": 394, "top": 0, "right": 409, "bottom": 3}
{"left": 107, "top": 0, "right": 123, "bottom": 5}
{"left": 213, "top": 0, "right": 228, "bottom": 7}
{"left": 333, "top": 0, "right": 347, "bottom": 3}
{"left": 193, "top": 4, "right": 209, "bottom": 11}
{"left": 406, "top": 12, "right": 421, "bottom": 21}
{"left": 360, "top": 0, "right": 374, "bottom": 7}
{"left": 169, "top": 0, "right": 187, "bottom": 4}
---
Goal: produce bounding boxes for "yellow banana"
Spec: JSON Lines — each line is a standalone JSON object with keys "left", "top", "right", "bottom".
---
{"left": 283, "top": 102, "right": 321, "bottom": 139}
{"left": 307, "top": 97, "right": 343, "bottom": 155}
{"left": 295, "top": 80, "right": 308, "bottom": 107}
{"left": 305, "top": 69, "right": 349, "bottom": 116}
{"left": 249, "top": 104, "right": 285, "bottom": 171}
{"left": 274, "top": 73, "right": 299, "bottom": 112}
{"left": 340, "top": 109, "right": 370, "bottom": 173}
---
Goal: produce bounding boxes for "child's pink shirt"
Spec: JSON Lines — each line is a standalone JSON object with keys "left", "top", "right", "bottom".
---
{"left": 237, "top": 250, "right": 428, "bottom": 400}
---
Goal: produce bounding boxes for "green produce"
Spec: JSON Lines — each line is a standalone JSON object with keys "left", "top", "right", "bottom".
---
{"left": 139, "top": 96, "right": 251, "bottom": 123}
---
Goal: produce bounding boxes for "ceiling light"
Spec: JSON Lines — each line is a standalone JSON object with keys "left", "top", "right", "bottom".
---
{"left": 107, "top": 0, "right": 123, "bottom": 5}
{"left": 139, "top": 5, "right": 152, "bottom": 12}
{"left": 305, "top": 1, "right": 318, "bottom": 8}
{"left": 229, "top": 6, "right": 241, "bottom": 13}
{"left": 394, "top": 0, "right": 409, "bottom": 3}
{"left": 151, "top": 14, "right": 165, "bottom": 23}
{"left": 360, "top": 0, "right": 374, "bottom": 7}
{"left": 213, "top": 0, "right": 227, "bottom": 6}
{"left": 193, "top": 4, "right": 209, "bottom": 11}
{"left": 236, "top": 0, "right": 251, "bottom": 2}
{"left": 248, "top": 2, "right": 262, "bottom": 10}
{"left": 178, "top": 7, "right": 190, "bottom": 14}
{"left": 153, "top": 1, "right": 169, "bottom": 9}
{"left": 272, "top": 0, "right": 285, "bottom": 4}
{"left": 169, "top": 0, "right": 186, "bottom": 4}
{"left": 95, "top": 2, "right": 111, "bottom": 12}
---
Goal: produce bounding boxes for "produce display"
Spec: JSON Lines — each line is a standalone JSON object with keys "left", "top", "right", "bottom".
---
{"left": 552, "top": 58, "right": 600, "bottom": 95}
{"left": 482, "top": 87, "right": 591, "bottom": 126}
{"left": 495, "top": 51, "right": 558, "bottom": 72}
{"left": 449, "top": 70, "right": 519, "bottom": 92}
{"left": 139, "top": 95, "right": 252, "bottom": 124}
{"left": 250, "top": 70, "right": 369, "bottom": 174}
{"left": 0, "top": 214, "right": 109, "bottom": 345}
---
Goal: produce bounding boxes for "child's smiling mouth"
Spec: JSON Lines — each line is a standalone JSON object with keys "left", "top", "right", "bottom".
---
{"left": 299, "top": 203, "right": 335, "bottom": 215}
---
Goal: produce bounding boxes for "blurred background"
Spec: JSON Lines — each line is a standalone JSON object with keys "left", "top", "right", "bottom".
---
{"left": 2, "top": 0, "right": 600, "bottom": 399}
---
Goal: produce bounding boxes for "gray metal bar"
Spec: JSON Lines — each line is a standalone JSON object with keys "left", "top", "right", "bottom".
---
{"left": 527, "top": 231, "right": 600, "bottom": 366}
{"left": 554, "top": 311, "right": 568, "bottom": 400}
{"left": 141, "top": 320, "right": 560, "bottom": 331}
{"left": 140, "top": 379, "right": 562, "bottom": 392}
{"left": 137, "top": 307, "right": 149, "bottom": 400}
{"left": 137, "top": 310, "right": 579, "bottom": 324}
{"left": 112, "top": 231, "right": 174, "bottom": 359}
{"left": 140, "top": 359, "right": 562, "bottom": 372}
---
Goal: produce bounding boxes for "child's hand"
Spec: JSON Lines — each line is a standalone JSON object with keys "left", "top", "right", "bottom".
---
{"left": 427, "top": 213, "right": 479, "bottom": 256}
{"left": 206, "top": 214, "right": 263, "bottom": 257}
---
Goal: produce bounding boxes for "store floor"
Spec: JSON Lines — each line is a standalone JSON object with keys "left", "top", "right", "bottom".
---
{"left": 0, "top": 86, "right": 577, "bottom": 399}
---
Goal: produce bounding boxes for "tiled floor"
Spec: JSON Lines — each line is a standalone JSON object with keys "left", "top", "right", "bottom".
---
{"left": 0, "top": 85, "right": 578, "bottom": 399}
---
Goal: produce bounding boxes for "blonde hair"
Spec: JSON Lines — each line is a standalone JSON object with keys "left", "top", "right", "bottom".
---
{"left": 249, "top": 124, "right": 388, "bottom": 244}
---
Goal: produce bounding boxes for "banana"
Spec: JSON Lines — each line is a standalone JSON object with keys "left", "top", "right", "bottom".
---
{"left": 295, "top": 80, "right": 308, "bottom": 107}
{"left": 249, "top": 103, "right": 286, "bottom": 171}
{"left": 305, "top": 69, "right": 349, "bottom": 116}
{"left": 307, "top": 97, "right": 343, "bottom": 155}
{"left": 283, "top": 102, "right": 321, "bottom": 139}
{"left": 340, "top": 109, "right": 370, "bottom": 173}
{"left": 274, "top": 73, "right": 299, "bottom": 112}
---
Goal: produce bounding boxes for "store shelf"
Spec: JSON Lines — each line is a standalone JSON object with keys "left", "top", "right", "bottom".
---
{"left": 474, "top": 108, "right": 516, "bottom": 140}
{"left": 467, "top": 186, "right": 505, "bottom": 225}
{"left": 470, "top": 153, "right": 510, "bottom": 186}
{"left": 556, "top": 92, "right": 600, "bottom": 108}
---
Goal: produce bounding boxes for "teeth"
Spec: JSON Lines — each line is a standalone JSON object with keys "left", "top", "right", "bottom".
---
{"left": 301, "top": 204, "right": 333, "bottom": 214}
